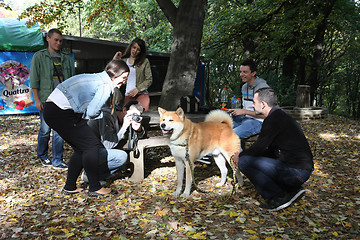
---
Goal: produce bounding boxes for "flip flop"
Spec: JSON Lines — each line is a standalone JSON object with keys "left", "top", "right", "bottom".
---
{"left": 87, "top": 189, "right": 118, "bottom": 197}
{"left": 61, "top": 188, "right": 85, "bottom": 195}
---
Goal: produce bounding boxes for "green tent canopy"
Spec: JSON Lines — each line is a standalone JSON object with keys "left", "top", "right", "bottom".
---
{"left": 0, "top": 18, "right": 44, "bottom": 51}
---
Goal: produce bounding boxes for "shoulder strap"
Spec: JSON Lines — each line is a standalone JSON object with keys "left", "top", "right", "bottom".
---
{"left": 52, "top": 61, "right": 63, "bottom": 83}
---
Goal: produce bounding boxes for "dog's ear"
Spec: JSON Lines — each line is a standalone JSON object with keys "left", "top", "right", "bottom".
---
{"left": 176, "top": 107, "right": 185, "bottom": 120}
{"left": 158, "top": 107, "right": 166, "bottom": 116}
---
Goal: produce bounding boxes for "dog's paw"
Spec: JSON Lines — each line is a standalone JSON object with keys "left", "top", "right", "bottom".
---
{"left": 235, "top": 181, "right": 244, "bottom": 187}
{"left": 216, "top": 182, "right": 225, "bottom": 187}
{"left": 180, "top": 192, "right": 190, "bottom": 198}
{"left": 172, "top": 191, "right": 181, "bottom": 197}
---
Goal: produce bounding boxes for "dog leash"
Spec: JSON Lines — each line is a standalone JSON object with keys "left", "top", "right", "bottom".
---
{"left": 174, "top": 126, "right": 207, "bottom": 194}
{"left": 128, "top": 127, "right": 139, "bottom": 152}
{"left": 184, "top": 137, "right": 208, "bottom": 194}
{"left": 221, "top": 154, "right": 241, "bottom": 202}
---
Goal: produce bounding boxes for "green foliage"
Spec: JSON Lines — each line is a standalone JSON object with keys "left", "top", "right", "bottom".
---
{"left": 204, "top": 52, "right": 243, "bottom": 105}
{"left": 315, "top": 0, "right": 360, "bottom": 119}
{"left": 202, "top": 0, "right": 360, "bottom": 118}
{"left": 322, "top": 36, "right": 360, "bottom": 118}
{"left": 18, "top": 0, "right": 81, "bottom": 30}
{"left": 80, "top": 0, "right": 173, "bottom": 52}
{"left": 261, "top": 71, "right": 296, "bottom": 106}
{"left": 18, "top": 0, "right": 173, "bottom": 52}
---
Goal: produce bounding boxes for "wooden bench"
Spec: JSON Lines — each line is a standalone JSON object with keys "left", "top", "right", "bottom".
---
{"left": 148, "top": 91, "right": 162, "bottom": 97}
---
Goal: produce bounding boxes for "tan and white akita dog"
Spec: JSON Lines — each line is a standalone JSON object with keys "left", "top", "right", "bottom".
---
{"left": 158, "top": 107, "right": 243, "bottom": 197}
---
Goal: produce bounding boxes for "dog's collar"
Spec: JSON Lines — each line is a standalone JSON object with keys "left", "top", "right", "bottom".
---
{"left": 170, "top": 127, "right": 192, "bottom": 148}
{"left": 170, "top": 135, "right": 190, "bottom": 148}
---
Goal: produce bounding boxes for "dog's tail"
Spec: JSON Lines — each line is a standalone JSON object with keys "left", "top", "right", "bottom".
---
{"left": 205, "top": 109, "right": 233, "bottom": 128}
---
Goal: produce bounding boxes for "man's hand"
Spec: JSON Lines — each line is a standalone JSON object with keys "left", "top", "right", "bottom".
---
{"left": 228, "top": 108, "right": 264, "bottom": 118}
{"left": 232, "top": 152, "right": 240, "bottom": 166}
{"left": 131, "top": 120, "right": 142, "bottom": 132}
{"left": 34, "top": 100, "right": 43, "bottom": 111}
{"left": 128, "top": 88, "right": 139, "bottom": 97}
{"left": 123, "top": 109, "right": 142, "bottom": 131}
{"left": 228, "top": 108, "right": 247, "bottom": 116}
{"left": 32, "top": 89, "right": 43, "bottom": 111}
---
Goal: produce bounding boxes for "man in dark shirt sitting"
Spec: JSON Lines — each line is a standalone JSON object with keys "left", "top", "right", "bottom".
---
{"left": 233, "top": 88, "right": 314, "bottom": 211}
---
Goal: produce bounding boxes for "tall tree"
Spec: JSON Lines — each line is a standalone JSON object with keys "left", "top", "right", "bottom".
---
{"left": 306, "top": 0, "right": 336, "bottom": 104}
{"left": 156, "top": 0, "right": 207, "bottom": 109}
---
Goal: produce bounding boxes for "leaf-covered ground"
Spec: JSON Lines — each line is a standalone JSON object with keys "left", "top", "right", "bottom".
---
{"left": 0, "top": 114, "right": 359, "bottom": 239}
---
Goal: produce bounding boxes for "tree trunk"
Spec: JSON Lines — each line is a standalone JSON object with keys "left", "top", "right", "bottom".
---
{"left": 296, "top": 85, "right": 311, "bottom": 108}
{"left": 297, "top": 56, "right": 307, "bottom": 85}
{"left": 306, "top": 0, "right": 336, "bottom": 104}
{"left": 157, "top": 0, "right": 208, "bottom": 110}
{"left": 282, "top": 55, "right": 296, "bottom": 78}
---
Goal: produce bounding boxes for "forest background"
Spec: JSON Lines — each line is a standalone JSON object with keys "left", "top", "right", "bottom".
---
{"left": 1, "top": 0, "right": 360, "bottom": 117}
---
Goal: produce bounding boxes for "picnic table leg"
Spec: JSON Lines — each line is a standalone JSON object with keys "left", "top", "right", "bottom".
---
{"left": 128, "top": 146, "right": 145, "bottom": 182}
{"left": 128, "top": 136, "right": 169, "bottom": 182}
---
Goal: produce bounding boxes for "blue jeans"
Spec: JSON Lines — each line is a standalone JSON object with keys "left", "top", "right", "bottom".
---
{"left": 232, "top": 116, "right": 262, "bottom": 139}
{"left": 37, "top": 110, "right": 64, "bottom": 166}
{"left": 238, "top": 155, "right": 312, "bottom": 199}
{"left": 98, "top": 148, "right": 128, "bottom": 181}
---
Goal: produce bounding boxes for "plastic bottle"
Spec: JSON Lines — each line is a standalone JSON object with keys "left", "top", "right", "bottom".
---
{"left": 220, "top": 88, "right": 228, "bottom": 108}
{"left": 236, "top": 97, "right": 242, "bottom": 108}
{"left": 231, "top": 96, "right": 237, "bottom": 109}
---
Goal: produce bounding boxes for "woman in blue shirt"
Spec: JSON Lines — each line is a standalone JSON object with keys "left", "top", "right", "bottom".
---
{"left": 43, "top": 59, "right": 130, "bottom": 197}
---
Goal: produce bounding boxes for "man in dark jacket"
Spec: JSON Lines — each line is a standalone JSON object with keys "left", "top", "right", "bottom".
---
{"left": 82, "top": 100, "right": 145, "bottom": 184}
{"left": 233, "top": 88, "right": 313, "bottom": 211}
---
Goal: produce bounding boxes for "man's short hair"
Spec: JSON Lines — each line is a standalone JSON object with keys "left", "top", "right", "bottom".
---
{"left": 47, "top": 28, "right": 62, "bottom": 38}
{"left": 241, "top": 59, "right": 257, "bottom": 73}
{"left": 255, "top": 88, "right": 277, "bottom": 107}
{"left": 123, "top": 100, "right": 143, "bottom": 113}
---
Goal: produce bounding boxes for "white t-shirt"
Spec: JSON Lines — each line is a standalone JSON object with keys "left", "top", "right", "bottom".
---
{"left": 48, "top": 88, "right": 72, "bottom": 110}
{"left": 125, "top": 59, "right": 136, "bottom": 96}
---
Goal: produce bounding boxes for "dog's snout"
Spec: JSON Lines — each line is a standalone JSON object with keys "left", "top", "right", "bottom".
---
{"left": 161, "top": 123, "right": 166, "bottom": 129}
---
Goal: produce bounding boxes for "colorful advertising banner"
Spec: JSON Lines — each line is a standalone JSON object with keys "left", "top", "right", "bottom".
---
{"left": 0, "top": 52, "right": 38, "bottom": 115}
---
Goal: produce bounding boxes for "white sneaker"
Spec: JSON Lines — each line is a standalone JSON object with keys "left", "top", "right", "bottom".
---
{"left": 53, "top": 162, "right": 68, "bottom": 170}
{"left": 40, "top": 158, "right": 52, "bottom": 167}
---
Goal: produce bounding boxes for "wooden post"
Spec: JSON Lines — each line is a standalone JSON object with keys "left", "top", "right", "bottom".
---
{"left": 296, "top": 85, "right": 311, "bottom": 108}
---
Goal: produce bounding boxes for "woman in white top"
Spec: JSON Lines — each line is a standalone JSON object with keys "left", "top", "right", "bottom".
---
{"left": 113, "top": 37, "right": 153, "bottom": 111}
